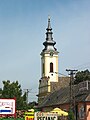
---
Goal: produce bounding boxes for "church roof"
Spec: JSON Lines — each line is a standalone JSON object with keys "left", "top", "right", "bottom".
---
{"left": 38, "top": 81, "right": 90, "bottom": 108}
{"left": 50, "top": 77, "right": 70, "bottom": 92}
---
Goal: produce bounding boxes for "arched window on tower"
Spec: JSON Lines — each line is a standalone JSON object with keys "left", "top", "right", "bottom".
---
{"left": 50, "top": 62, "right": 53, "bottom": 72}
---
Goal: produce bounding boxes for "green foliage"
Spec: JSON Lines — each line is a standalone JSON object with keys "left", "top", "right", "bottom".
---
{"left": 0, "top": 80, "right": 27, "bottom": 110}
{"left": 68, "top": 109, "right": 75, "bottom": 120}
{"left": 74, "top": 69, "right": 90, "bottom": 84}
{"left": 28, "top": 101, "right": 38, "bottom": 109}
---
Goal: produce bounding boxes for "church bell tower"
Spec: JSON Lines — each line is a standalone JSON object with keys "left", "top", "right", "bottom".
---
{"left": 41, "top": 17, "right": 59, "bottom": 82}
{"left": 38, "top": 17, "right": 59, "bottom": 104}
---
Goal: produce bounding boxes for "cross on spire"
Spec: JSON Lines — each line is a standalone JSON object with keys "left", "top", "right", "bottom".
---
{"left": 47, "top": 15, "right": 52, "bottom": 30}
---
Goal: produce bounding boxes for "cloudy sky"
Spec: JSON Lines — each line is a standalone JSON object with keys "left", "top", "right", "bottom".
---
{"left": 0, "top": 0, "right": 90, "bottom": 102}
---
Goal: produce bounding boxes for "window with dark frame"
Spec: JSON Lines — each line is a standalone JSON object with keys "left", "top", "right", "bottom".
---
{"left": 42, "top": 63, "right": 45, "bottom": 74}
{"left": 50, "top": 62, "right": 53, "bottom": 72}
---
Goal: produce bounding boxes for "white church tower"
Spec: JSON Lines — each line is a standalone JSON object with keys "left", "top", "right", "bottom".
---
{"left": 41, "top": 17, "right": 59, "bottom": 82}
{"left": 38, "top": 17, "right": 59, "bottom": 104}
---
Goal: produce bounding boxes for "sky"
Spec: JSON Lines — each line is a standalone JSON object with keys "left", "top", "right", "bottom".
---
{"left": 0, "top": 0, "right": 90, "bottom": 102}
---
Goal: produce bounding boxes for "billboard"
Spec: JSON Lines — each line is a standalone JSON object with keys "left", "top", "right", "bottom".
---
{"left": 34, "top": 112, "right": 58, "bottom": 120}
{"left": 0, "top": 98, "right": 16, "bottom": 115}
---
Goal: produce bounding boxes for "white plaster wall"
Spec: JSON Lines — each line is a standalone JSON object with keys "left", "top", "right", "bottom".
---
{"left": 44, "top": 54, "right": 58, "bottom": 82}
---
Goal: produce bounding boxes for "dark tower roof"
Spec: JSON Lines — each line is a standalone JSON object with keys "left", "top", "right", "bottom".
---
{"left": 42, "top": 17, "right": 58, "bottom": 53}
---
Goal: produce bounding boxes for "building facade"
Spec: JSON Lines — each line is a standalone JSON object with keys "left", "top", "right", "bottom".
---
{"left": 38, "top": 80, "right": 90, "bottom": 120}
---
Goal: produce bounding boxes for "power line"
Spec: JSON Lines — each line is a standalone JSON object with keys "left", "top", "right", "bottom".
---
{"left": 71, "top": 62, "right": 90, "bottom": 70}
{"left": 59, "top": 62, "right": 90, "bottom": 76}
{"left": 55, "top": 72, "right": 68, "bottom": 77}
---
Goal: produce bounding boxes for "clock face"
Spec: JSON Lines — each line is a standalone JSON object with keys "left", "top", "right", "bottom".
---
{"left": 50, "top": 51, "right": 53, "bottom": 56}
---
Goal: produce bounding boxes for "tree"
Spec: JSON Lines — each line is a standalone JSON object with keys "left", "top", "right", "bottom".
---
{"left": 68, "top": 109, "right": 75, "bottom": 120}
{"left": 0, "top": 80, "right": 27, "bottom": 110}
{"left": 74, "top": 69, "right": 90, "bottom": 84}
{"left": 28, "top": 101, "right": 38, "bottom": 109}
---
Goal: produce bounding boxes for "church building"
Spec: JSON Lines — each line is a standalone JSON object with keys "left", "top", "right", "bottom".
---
{"left": 37, "top": 18, "right": 90, "bottom": 120}
{"left": 37, "top": 18, "right": 70, "bottom": 104}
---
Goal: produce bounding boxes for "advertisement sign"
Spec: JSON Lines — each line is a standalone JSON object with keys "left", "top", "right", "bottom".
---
{"left": 0, "top": 98, "right": 16, "bottom": 115}
{"left": 25, "top": 111, "right": 34, "bottom": 120}
{"left": 36, "top": 112, "right": 58, "bottom": 117}
{"left": 34, "top": 112, "right": 58, "bottom": 120}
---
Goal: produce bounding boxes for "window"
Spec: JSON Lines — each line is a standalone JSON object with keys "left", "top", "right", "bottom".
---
{"left": 42, "top": 63, "right": 45, "bottom": 74}
{"left": 50, "top": 62, "right": 53, "bottom": 72}
{"left": 79, "top": 105, "right": 85, "bottom": 119}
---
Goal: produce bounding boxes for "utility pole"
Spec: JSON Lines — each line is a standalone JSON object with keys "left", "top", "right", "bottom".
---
{"left": 66, "top": 69, "right": 78, "bottom": 119}
{"left": 24, "top": 89, "right": 31, "bottom": 104}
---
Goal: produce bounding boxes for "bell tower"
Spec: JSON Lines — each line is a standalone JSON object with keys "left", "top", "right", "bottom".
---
{"left": 38, "top": 17, "right": 59, "bottom": 104}
{"left": 41, "top": 17, "right": 59, "bottom": 82}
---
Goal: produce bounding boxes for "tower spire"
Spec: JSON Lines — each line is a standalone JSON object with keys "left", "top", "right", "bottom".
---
{"left": 43, "top": 17, "right": 57, "bottom": 52}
